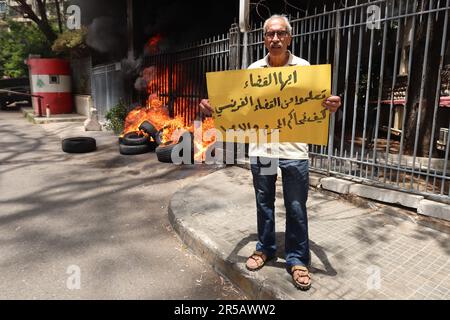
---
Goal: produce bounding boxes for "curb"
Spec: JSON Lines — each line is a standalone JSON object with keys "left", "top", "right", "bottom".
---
{"left": 168, "top": 186, "right": 285, "bottom": 300}
{"left": 21, "top": 107, "right": 87, "bottom": 124}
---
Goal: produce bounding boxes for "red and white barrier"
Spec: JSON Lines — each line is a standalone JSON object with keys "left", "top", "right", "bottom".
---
{"left": 27, "top": 58, "right": 73, "bottom": 115}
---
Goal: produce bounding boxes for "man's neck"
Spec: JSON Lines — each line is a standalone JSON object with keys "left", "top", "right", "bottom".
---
{"left": 268, "top": 52, "right": 290, "bottom": 67}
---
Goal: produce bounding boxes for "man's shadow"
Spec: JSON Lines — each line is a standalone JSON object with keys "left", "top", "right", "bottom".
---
{"left": 226, "top": 232, "right": 337, "bottom": 276}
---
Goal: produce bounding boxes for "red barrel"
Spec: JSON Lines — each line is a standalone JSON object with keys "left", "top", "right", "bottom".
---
{"left": 27, "top": 58, "right": 73, "bottom": 115}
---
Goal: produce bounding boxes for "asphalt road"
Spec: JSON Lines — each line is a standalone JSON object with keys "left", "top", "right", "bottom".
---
{"left": 0, "top": 110, "right": 246, "bottom": 299}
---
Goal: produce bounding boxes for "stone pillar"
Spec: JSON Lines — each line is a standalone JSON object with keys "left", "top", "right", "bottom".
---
{"left": 84, "top": 97, "right": 102, "bottom": 131}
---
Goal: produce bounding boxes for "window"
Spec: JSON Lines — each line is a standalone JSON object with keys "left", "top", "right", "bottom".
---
{"left": 49, "top": 75, "right": 60, "bottom": 84}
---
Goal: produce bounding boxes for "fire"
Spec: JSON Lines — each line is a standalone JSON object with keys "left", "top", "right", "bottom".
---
{"left": 145, "top": 34, "right": 162, "bottom": 54}
{"left": 145, "top": 67, "right": 171, "bottom": 103}
{"left": 121, "top": 94, "right": 216, "bottom": 161}
{"left": 192, "top": 117, "right": 216, "bottom": 162}
{"left": 121, "top": 94, "right": 170, "bottom": 137}
{"left": 143, "top": 66, "right": 180, "bottom": 107}
{"left": 125, "top": 32, "right": 214, "bottom": 161}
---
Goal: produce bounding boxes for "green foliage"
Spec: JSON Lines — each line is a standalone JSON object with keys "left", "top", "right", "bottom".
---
{"left": 0, "top": 20, "right": 54, "bottom": 78}
{"left": 105, "top": 101, "right": 128, "bottom": 134}
{"left": 52, "top": 27, "right": 88, "bottom": 56}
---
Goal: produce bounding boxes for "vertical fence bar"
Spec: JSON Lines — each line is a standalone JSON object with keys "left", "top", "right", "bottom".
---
{"left": 242, "top": 31, "right": 249, "bottom": 69}
{"left": 397, "top": 0, "right": 418, "bottom": 186}
{"left": 350, "top": 4, "right": 364, "bottom": 161}
{"left": 371, "top": 1, "right": 389, "bottom": 179}
{"left": 326, "top": 6, "right": 331, "bottom": 64}
{"left": 316, "top": 14, "right": 321, "bottom": 65}
{"left": 441, "top": 123, "right": 450, "bottom": 195}
{"left": 323, "top": 7, "right": 332, "bottom": 170}
{"left": 410, "top": 0, "right": 434, "bottom": 191}
{"left": 292, "top": 12, "right": 299, "bottom": 53}
{"left": 360, "top": 22, "right": 375, "bottom": 177}
{"left": 384, "top": 0, "right": 403, "bottom": 184}
{"left": 197, "top": 42, "right": 202, "bottom": 109}
{"left": 328, "top": 10, "right": 341, "bottom": 174}
{"left": 426, "top": 0, "right": 449, "bottom": 187}
{"left": 188, "top": 47, "right": 193, "bottom": 124}
{"left": 340, "top": 6, "right": 353, "bottom": 158}
{"left": 308, "top": 13, "right": 312, "bottom": 62}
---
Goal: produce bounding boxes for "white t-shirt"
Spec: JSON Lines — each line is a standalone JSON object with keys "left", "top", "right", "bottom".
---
{"left": 247, "top": 51, "right": 310, "bottom": 159}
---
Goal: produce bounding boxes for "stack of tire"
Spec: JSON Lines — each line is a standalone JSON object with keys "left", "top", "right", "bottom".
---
{"left": 136, "top": 120, "right": 194, "bottom": 164}
{"left": 119, "top": 121, "right": 158, "bottom": 155}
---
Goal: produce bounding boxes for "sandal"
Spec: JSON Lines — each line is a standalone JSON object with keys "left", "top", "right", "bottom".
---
{"left": 245, "top": 251, "right": 273, "bottom": 271}
{"left": 291, "top": 265, "right": 312, "bottom": 291}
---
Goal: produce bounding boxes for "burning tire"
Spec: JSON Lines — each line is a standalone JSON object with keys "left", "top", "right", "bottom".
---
{"left": 121, "top": 132, "right": 149, "bottom": 146}
{"left": 119, "top": 143, "right": 151, "bottom": 155}
{"left": 154, "top": 129, "right": 164, "bottom": 145}
{"left": 155, "top": 143, "right": 186, "bottom": 163}
{"left": 147, "top": 140, "right": 157, "bottom": 151}
{"left": 139, "top": 121, "right": 158, "bottom": 137}
{"left": 62, "top": 137, "right": 97, "bottom": 153}
{"left": 155, "top": 132, "right": 194, "bottom": 164}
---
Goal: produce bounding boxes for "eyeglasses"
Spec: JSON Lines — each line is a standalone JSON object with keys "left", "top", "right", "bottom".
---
{"left": 264, "top": 30, "right": 290, "bottom": 39}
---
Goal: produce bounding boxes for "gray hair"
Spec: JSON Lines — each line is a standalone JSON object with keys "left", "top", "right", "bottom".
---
{"left": 263, "top": 14, "right": 293, "bottom": 35}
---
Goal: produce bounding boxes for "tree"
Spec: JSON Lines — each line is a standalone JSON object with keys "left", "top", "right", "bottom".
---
{"left": 0, "top": 20, "right": 53, "bottom": 77}
{"left": 52, "top": 26, "right": 88, "bottom": 57}
{"left": 9, "top": 0, "right": 60, "bottom": 43}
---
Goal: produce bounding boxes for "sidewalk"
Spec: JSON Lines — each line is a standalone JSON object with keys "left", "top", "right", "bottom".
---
{"left": 169, "top": 166, "right": 450, "bottom": 300}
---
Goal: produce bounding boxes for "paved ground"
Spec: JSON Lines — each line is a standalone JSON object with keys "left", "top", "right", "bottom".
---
{"left": 2, "top": 109, "right": 449, "bottom": 300}
{"left": 0, "top": 110, "right": 246, "bottom": 299}
{"left": 169, "top": 166, "right": 450, "bottom": 300}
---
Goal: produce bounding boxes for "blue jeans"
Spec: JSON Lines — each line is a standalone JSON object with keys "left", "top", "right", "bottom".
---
{"left": 250, "top": 157, "right": 310, "bottom": 271}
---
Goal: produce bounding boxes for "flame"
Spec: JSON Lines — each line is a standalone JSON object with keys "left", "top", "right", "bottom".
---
{"left": 121, "top": 94, "right": 170, "bottom": 137}
{"left": 145, "top": 67, "right": 169, "bottom": 100}
{"left": 121, "top": 94, "right": 216, "bottom": 161}
{"left": 145, "top": 34, "right": 162, "bottom": 54}
{"left": 144, "top": 66, "right": 179, "bottom": 108}
{"left": 193, "top": 117, "right": 216, "bottom": 162}
{"left": 126, "top": 40, "right": 213, "bottom": 161}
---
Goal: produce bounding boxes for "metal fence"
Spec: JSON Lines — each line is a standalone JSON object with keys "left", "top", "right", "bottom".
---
{"left": 144, "top": 0, "right": 450, "bottom": 203}
{"left": 91, "top": 62, "right": 128, "bottom": 120}
{"left": 285, "top": 0, "right": 450, "bottom": 203}
{"left": 144, "top": 24, "right": 237, "bottom": 125}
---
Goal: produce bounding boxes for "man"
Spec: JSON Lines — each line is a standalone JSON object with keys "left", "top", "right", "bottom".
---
{"left": 199, "top": 14, "right": 341, "bottom": 290}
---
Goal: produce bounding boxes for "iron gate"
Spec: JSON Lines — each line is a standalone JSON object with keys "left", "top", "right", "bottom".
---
{"left": 143, "top": 24, "right": 237, "bottom": 125}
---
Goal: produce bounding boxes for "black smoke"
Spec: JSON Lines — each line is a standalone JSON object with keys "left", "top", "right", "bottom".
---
{"left": 133, "top": 0, "right": 239, "bottom": 54}
{"left": 68, "top": 0, "right": 127, "bottom": 62}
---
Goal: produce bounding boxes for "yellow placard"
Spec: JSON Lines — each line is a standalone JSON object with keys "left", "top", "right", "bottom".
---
{"left": 206, "top": 64, "right": 331, "bottom": 145}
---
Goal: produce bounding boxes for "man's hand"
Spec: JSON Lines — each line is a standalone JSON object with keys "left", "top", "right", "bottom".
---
{"left": 199, "top": 99, "right": 213, "bottom": 117}
{"left": 322, "top": 95, "right": 341, "bottom": 113}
